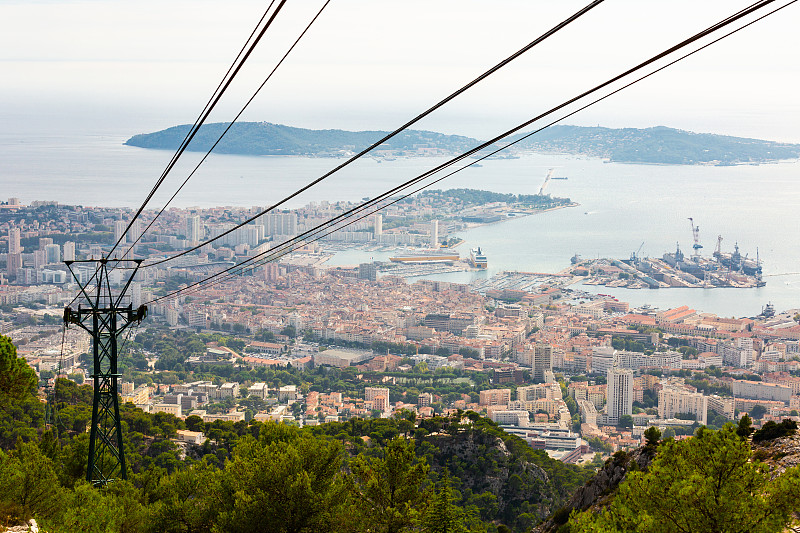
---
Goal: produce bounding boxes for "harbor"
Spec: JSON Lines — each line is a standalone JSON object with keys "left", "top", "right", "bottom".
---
{"left": 571, "top": 236, "right": 765, "bottom": 290}
{"left": 471, "top": 270, "right": 573, "bottom": 296}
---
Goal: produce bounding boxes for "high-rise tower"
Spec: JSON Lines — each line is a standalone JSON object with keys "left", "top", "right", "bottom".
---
{"left": 186, "top": 215, "right": 201, "bottom": 244}
{"left": 606, "top": 366, "right": 633, "bottom": 425}
{"left": 430, "top": 220, "right": 439, "bottom": 248}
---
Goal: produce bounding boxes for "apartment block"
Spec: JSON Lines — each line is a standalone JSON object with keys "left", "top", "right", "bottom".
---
{"left": 479, "top": 388, "right": 511, "bottom": 407}
{"left": 658, "top": 387, "right": 708, "bottom": 425}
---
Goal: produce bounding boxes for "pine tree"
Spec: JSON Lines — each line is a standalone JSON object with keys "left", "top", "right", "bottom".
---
{"left": 417, "top": 471, "right": 473, "bottom": 533}
{"left": 351, "top": 437, "right": 430, "bottom": 533}
{"left": 571, "top": 425, "right": 800, "bottom": 533}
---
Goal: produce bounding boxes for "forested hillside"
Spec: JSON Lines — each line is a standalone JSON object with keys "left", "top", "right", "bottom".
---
{"left": 124, "top": 122, "right": 480, "bottom": 157}
{"left": 4, "top": 330, "right": 800, "bottom": 533}
{"left": 124, "top": 122, "right": 800, "bottom": 165}
{"left": 0, "top": 334, "right": 592, "bottom": 533}
{"left": 506, "top": 125, "right": 800, "bottom": 165}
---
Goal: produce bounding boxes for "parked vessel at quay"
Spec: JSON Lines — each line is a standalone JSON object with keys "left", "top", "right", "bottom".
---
{"left": 389, "top": 252, "right": 460, "bottom": 263}
{"left": 713, "top": 241, "right": 763, "bottom": 276}
{"left": 470, "top": 247, "right": 488, "bottom": 269}
{"left": 613, "top": 240, "right": 764, "bottom": 289}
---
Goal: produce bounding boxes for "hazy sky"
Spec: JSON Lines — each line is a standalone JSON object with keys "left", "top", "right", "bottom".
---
{"left": 1, "top": 0, "right": 799, "bottom": 142}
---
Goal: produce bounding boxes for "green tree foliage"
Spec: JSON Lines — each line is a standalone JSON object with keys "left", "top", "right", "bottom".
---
{"left": 684, "top": 377, "right": 732, "bottom": 396}
{"left": 752, "top": 419, "right": 797, "bottom": 443}
{"left": 0, "top": 348, "right": 591, "bottom": 533}
{"left": 40, "top": 480, "right": 149, "bottom": 533}
{"left": 749, "top": 404, "right": 768, "bottom": 420}
{"left": 586, "top": 437, "right": 614, "bottom": 454}
{"left": 0, "top": 441, "right": 62, "bottom": 525}
{"left": 0, "top": 335, "right": 37, "bottom": 401}
{"left": 643, "top": 426, "right": 661, "bottom": 448}
{"left": 214, "top": 422, "right": 351, "bottom": 533}
{"left": 737, "top": 413, "right": 754, "bottom": 439}
{"left": 280, "top": 325, "right": 297, "bottom": 338}
{"left": 611, "top": 337, "right": 651, "bottom": 353}
{"left": 351, "top": 437, "right": 430, "bottom": 533}
{"left": 416, "top": 470, "right": 478, "bottom": 533}
{"left": 145, "top": 464, "right": 219, "bottom": 533}
{"left": 0, "top": 336, "right": 45, "bottom": 448}
{"left": 571, "top": 425, "right": 800, "bottom": 533}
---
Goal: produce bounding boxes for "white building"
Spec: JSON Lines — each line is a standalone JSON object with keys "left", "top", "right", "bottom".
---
{"left": 278, "top": 385, "right": 298, "bottom": 402}
{"left": 8, "top": 227, "right": 21, "bottom": 255}
{"left": 365, "top": 387, "right": 390, "bottom": 412}
{"left": 490, "top": 410, "right": 530, "bottom": 427}
{"left": 591, "top": 346, "right": 616, "bottom": 375}
{"left": 44, "top": 243, "right": 61, "bottom": 264}
{"left": 219, "top": 382, "right": 240, "bottom": 398}
{"left": 63, "top": 241, "right": 76, "bottom": 262}
{"left": 153, "top": 403, "right": 182, "bottom": 417}
{"left": 732, "top": 380, "right": 792, "bottom": 403}
{"left": 114, "top": 220, "right": 127, "bottom": 245}
{"left": 533, "top": 343, "right": 553, "bottom": 382}
{"left": 658, "top": 387, "right": 708, "bottom": 425}
{"left": 186, "top": 215, "right": 202, "bottom": 244}
{"left": 578, "top": 400, "right": 598, "bottom": 426}
{"left": 248, "top": 382, "right": 268, "bottom": 400}
{"left": 606, "top": 366, "right": 634, "bottom": 425}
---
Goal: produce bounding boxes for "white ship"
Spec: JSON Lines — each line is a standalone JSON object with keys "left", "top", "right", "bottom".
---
{"left": 470, "top": 247, "right": 488, "bottom": 269}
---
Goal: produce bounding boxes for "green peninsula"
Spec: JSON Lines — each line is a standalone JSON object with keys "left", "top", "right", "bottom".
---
{"left": 506, "top": 124, "right": 800, "bottom": 165}
{"left": 124, "top": 122, "right": 800, "bottom": 165}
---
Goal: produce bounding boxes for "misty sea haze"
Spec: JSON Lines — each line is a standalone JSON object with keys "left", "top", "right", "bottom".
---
{"left": 2, "top": 130, "right": 799, "bottom": 318}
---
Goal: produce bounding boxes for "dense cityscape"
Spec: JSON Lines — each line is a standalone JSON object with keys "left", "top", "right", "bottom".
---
{"left": 3, "top": 194, "right": 798, "bottom": 464}
{"left": 3, "top": 1, "right": 800, "bottom": 531}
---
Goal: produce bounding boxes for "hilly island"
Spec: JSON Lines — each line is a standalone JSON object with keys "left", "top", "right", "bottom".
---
{"left": 124, "top": 122, "right": 800, "bottom": 165}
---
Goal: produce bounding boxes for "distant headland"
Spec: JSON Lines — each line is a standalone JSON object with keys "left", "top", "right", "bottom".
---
{"left": 124, "top": 122, "right": 800, "bottom": 166}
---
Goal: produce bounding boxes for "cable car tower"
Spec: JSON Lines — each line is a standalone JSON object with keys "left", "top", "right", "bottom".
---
{"left": 63, "top": 258, "right": 147, "bottom": 486}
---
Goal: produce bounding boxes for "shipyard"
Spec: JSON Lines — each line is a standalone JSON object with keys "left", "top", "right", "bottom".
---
{"left": 571, "top": 219, "right": 765, "bottom": 289}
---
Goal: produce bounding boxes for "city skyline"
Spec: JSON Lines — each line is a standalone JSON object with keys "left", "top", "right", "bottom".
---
{"left": 2, "top": 1, "right": 800, "bottom": 527}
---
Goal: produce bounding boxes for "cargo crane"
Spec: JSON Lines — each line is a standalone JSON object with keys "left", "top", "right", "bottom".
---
{"left": 688, "top": 217, "right": 702, "bottom": 262}
{"left": 714, "top": 235, "right": 723, "bottom": 260}
{"left": 538, "top": 168, "right": 556, "bottom": 195}
{"left": 630, "top": 241, "right": 645, "bottom": 264}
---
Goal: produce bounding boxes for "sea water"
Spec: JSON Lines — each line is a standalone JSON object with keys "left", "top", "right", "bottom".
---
{"left": 2, "top": 131, "right": 798, "bottom": 317}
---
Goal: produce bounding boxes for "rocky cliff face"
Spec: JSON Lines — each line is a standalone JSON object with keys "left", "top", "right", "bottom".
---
{"left": 752, "top": 431, "right": 800, "bottom": 478}
{"left": 536, "top": 427, "right": 800, "bottom": 533}
{"left": 534, "top": 446, "right": 657, "bottom": 532}
{"left": 425, "top": 429, "right": 558, "bottom": 521}
{"left": 754, "top": 432, "right": 800, "bottom": 532}
{"left": 1, "top": 519, "right": 39, "bottom": 533}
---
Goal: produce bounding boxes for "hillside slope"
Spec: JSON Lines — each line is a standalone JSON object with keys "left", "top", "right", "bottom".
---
{"left": 536, "top": 423, "right": 800, "bottom": 533}
{"left": 124, "top": 121, "right": 480, "bottom": 157}
{"left": 124, "top": 122, "right": 800, "bottom": 165}
{"left": 506, "top": 125, "right": 800, "bottom": 165}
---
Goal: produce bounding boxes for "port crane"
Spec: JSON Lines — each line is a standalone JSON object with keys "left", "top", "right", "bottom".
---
{"left": 688, "top": 217, "right": 702, "bottom": 261}
{"left": 538, "top": 168, "right": 556, "bottom": 195}
{"left": 630, "top": 242, "right": 645, "bottom": 264}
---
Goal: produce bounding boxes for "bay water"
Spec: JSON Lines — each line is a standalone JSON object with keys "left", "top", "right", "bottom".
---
{"left": 2, "top": 131, "right": 798, "bottom": 317}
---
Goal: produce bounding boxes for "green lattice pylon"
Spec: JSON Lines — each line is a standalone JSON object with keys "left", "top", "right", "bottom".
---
{"left": 64, "top": 259, "right": 146, "bottom": 486}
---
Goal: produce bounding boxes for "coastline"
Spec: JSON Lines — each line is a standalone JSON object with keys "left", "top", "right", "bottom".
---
{"left": 122, "top": 141, "right": 800, "bottom": 167}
